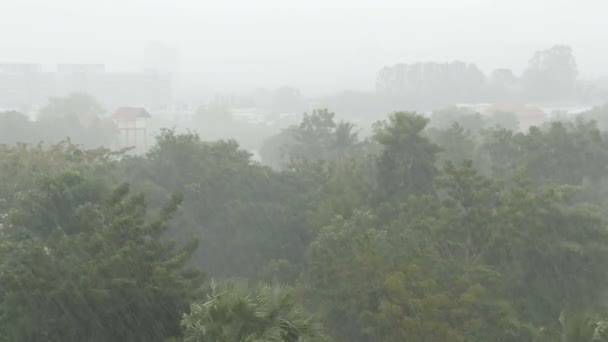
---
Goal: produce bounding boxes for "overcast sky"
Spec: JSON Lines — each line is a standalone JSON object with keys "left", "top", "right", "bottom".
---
{"left": 1, "top": 0, "right": 606, "bottom": 95}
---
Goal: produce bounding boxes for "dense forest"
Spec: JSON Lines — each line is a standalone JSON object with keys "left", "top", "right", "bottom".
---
{"left": 4, "top": 104, "right": 608, "bottom": 341}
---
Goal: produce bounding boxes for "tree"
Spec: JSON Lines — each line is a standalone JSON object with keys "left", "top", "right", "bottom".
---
{"left": 488, "top": 68, "right": 520, "bottom": 101}
{"left": 35, "top": 93, "right": 117, "bottom": 148}
{"left": 181, "top": 281, "right": 326, "bottom": 342}
{"left": 373, "top": 112, "right": 440, "bottom": 201}
{"left": 308, "top": 210, "right": 391, "bottom": 341}
{"left": 479, "top": 120, "right": 608, "bottom": 185}
{"left": 439, "top": 162, "right": 608, "bottom": 326}
{"left": 265, "top": 109, "right": 360, "bottom": 166}
{"left": 427, "top": 123, "right": 476, "bottom": 165}
{"left": 0, "top": 170, "right": 203, "bottom": 341}
{"left": 308, "top": 204, "right": 530, "bottom": 342}
{"left": 523, "top": 45, "right": 578, "bottom": 101}
{"left": 259, "top": 128, "right": 296, "bottom": 170}
{"left": 5, "top": 108, "right": 608, "bottom": 341}
{"left": 534, "top": 314, "right": 608, "bottom": 342}
{"left": 0, "top": 111, "right": 33, "bottom": 145}
{"left": 308, "top": 157, "right": 608, "bottom": 341}
{"left": 579, "top": 104, "right": 608, "bottom": 131}
{"left": 0, "top": 108, "right": 117, "bottom": 148}
{"left": 429, "top": 106, "right": 485, "bottom": 133}
{"left": 485, "top": 111, "right": 520, "bottom": 131}
{"left": 38, "top": 93, "right": 104, "bottom": 121}
{"left": 123, "top": 129, "right": 318, "bottom": 280}
{"left": 290, "top": 109, "right": 337, "bottom": 162}
{"left": 331, "top": 121, "right": 359, "bottom": 161}
{"left": 490, "top": 68, "right": 519, "bottom": 88}
{"left": 429, "top": 106, "right": 519, "bottom": 134}
{"left": 0, "top": 142, "right": 119, "bottom": 231}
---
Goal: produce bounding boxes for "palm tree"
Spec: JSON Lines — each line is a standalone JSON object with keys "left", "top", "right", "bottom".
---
{"left": 181, "top": 281, "right": 326, "bottom": 342}
{"left": 331, "top": 121, "right": 359, "bottom": 160}
{"left": 534, "top": 313, "right": 608, "bottom": 342}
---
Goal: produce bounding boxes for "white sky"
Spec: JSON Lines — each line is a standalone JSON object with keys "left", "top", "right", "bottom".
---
{"left": 1, "top": 0, "right": 607, "bottom": 94}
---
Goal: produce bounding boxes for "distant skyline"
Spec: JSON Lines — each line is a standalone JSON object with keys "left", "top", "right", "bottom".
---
{"left": 1, "top": 0, "right": 607, "bottom": 95}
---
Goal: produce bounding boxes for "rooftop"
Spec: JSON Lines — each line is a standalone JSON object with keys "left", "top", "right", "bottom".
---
{"left": 112, "top": 107, "right": 151, "bottom": 121}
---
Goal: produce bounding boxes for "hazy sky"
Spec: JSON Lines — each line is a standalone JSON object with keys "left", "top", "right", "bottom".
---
{"left": 1, "top": 0, "right": 607, "bottom": 95}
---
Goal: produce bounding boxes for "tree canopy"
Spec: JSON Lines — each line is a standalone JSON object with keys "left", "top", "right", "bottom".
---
{"left": 3, "top": 107, "right": 608, "bottom": 341}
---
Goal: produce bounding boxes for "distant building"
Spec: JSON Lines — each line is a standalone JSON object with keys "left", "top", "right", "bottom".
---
{"left": 57, "top": 64, "right": 105, "bottom": 74}
{"left": 457, "top": 102, "right": 547, "bottom": 130}
{"left": 56, "top": 64, "right": 171, "bottom": 109}
{"left": 0, "top": 64, "right": 41, "bottom": 73}
{"left": 112, "top": 107, "right": 151, "bottom": 153}
{"left": 55, "top": 64, "right": 106, "bottom": 102}
{"left": 98, "top": 69, "right": 171, "bottom": 109}
{"left": 230, "top": 107, "right": 270, "bottom": 125}
{"left": 0, "top": 63, "right": 172, "bottom": 111}
{"left": 0, "top": 64, "right": 54, "bottom": 111}
{"left": 484, "top": 103, "right": 546, "bottom": 130}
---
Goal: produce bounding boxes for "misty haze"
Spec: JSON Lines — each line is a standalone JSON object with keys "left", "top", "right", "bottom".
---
{"left": 1, "top": 1, "right": 608, "bottom": 341}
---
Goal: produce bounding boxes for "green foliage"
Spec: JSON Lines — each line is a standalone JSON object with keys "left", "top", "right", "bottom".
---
{"left": 192, "top": 101, "right": 278, "bottom": 151}
{"left": 441, "top": 163, "right": 608, "bottom": 324}
{"left": 579, "top": 104, "right": 608, "bottom": 131}
{"left": 286, "top": 109, "right": 360, "bottom": 165}
{"left": 429, "top": 106, "right": 519, "bottom": 134}
{"left": 0, "top": 93, "right": 117, "bottom": 148}
{"left": 123, "top": 129, "right": 317, "bottom": 280}
{"left": 485, "top": 111, "right": 520, "bottom": 131}
{"left": 0, "top": 111, "right": 32, "bottom": 144}
{"left": 308, "top": 158, "right": 608, "bottom": 341}
{"left": 429, "top": 106, "right": 486, "bottom": 133}
{"left": 38, "top": 93, "right": 105, "bottom": 121}
{"left": 259, "top": 128, "right": 296, "bottom": 170}
{"left": 426, "top": 122, "right": 476, "bottom": 164}
{"left": 260, "top": 109, "right": 363, "bottom": 170}
{"left": 308, "top": 206, "right": 532, "bottom": 341}
{"left": 373, "top": 111, "right": 440, "bottom": 201}
{"left": 534, "top": 313, "right": 608, "bottom": 342}
{"left": 479, "top": 119, "right": 608, "bottom": 185}
{"left": 181, "top": 281, "right": 326, "bottom": 342}
{"left": 3, "top": 108, "right": 608, "bottom": 342}
{"left": 0, "top": 168, "right": 203, "bottom": 341}
{"left": 0, "top": 142, "right": 119, "bottom": 229}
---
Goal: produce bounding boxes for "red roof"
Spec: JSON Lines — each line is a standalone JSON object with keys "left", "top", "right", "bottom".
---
{"left": 112, "top": 107, "right": 151, "bottom": 121}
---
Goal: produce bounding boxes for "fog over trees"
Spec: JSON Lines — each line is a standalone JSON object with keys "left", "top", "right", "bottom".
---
{"left": 2, "top": 0, "right": 608, "bottom": 341}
